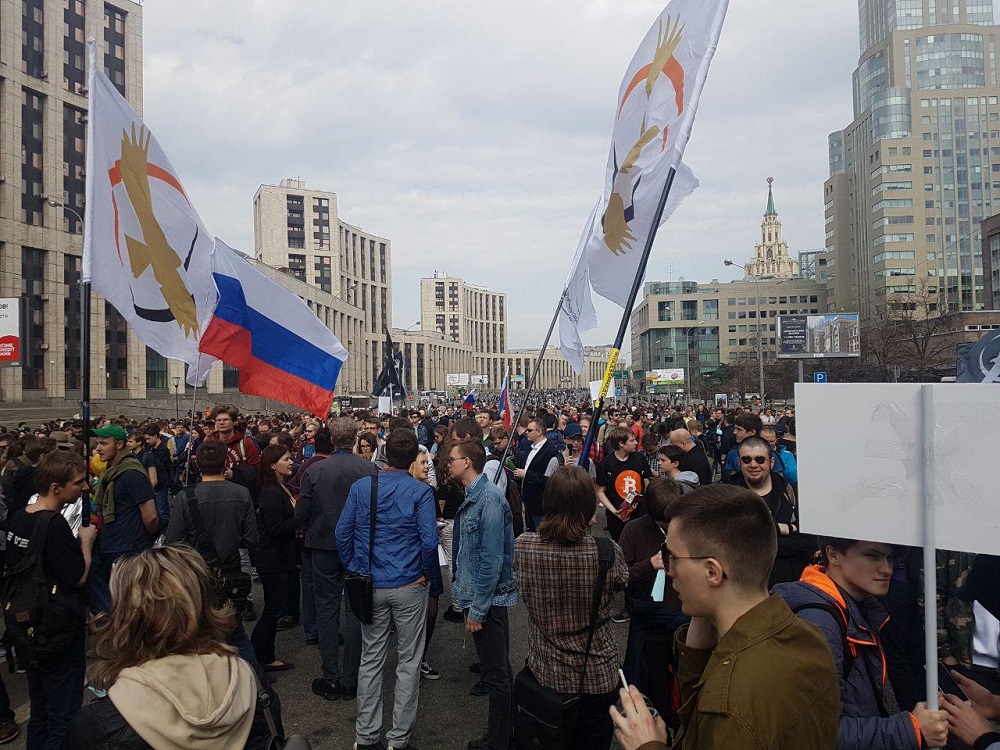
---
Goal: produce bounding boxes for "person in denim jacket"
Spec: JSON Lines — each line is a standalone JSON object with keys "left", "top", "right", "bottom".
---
{"left": 449, "top": 439, "right": 516, "bottom": 750}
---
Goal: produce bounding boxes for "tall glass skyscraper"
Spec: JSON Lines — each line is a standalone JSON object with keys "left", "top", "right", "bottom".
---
{"left": 825, "top": 0, "right": 1000, "bottom": 316}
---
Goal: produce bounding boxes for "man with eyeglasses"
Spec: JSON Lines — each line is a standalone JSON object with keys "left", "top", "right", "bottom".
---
{"left": 513, "top": 419, "right": 560, "bottom": 532}
{"left": 609, "top": 484, "right": 840, "bottom": 750}
{"left": 726, "top": 436, "right": 815, "bottom": 587}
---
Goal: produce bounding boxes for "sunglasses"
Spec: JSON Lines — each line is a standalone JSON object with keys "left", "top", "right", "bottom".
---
{"left": 740, "top": 455, "right": 769, "bottom": 465}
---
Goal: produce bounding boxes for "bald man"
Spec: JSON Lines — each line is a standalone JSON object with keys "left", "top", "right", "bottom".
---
{"left": 668, "top": 428, "right": 713, "bottom": 486}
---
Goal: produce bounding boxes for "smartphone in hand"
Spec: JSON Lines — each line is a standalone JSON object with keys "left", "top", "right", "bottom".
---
{"left": 937, "top": 661, "right": 968, "bottom": 701}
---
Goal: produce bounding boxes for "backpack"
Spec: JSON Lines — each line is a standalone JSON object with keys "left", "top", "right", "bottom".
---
{"left": 502, "top": 466, "right": 525, "bottom": 538}
{"left": 2, "top": 511, "right": 86, "bottom": 665}
{"left": 791, "top": 601, "right": 855, "bottom": 679}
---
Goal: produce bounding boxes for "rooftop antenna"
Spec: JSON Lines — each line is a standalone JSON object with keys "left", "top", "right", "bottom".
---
{"left": 665, "top": 262, "right": 675, "bottom": 283}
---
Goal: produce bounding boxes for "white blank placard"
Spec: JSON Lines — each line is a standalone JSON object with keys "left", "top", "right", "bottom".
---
{"left": 795, "top": 383, "right": 1000, "bottom": 555}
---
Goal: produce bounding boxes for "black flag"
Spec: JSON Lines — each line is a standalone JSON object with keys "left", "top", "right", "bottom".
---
{"left": 372, "top": 331, "right": 407, "bottom": 400}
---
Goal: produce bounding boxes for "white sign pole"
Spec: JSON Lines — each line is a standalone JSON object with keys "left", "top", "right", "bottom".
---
{"left": 919, "top": 385, "right": 940, "bottom": 730}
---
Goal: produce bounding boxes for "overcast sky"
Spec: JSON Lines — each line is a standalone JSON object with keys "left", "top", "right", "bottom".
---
{"left": 140, "top": 1, "right": 990, "bottom": 356}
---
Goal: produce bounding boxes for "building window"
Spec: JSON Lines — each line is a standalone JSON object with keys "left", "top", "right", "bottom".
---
{"left": 105, "top": 301, "right": 128, "bottom": 389}
{"left": 22, "top": 0, "right": 45, "bottom": 78}
{"left": 64, "top": 0, "right": 86, "bottom": 93}
{"left": 63, "top": 105, "right": 87, "bottom": 232}
{"left": 287, "top": 254, "right": 306, "bottom": 281}
{"left": 22, "top": 247, "right": 46, "bottom": 389}
{"left": 222, "top": 363, "right": 239, "bottom": 388}
{"left": 145, "top": 346, "right": 167, "bottom": 389}
{"left": 64, "top": 255, "right": 81, "bottom": 390}
{"left": 22, "top": 89, "right": 44, "bottom": 226}
{"left": 657, "top": 301, "right": 673, "bottom": 321}
{"left": 103, "top": 4, "right": 127, "bottom": 96}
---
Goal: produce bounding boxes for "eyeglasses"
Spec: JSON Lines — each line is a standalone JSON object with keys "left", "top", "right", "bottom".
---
{"left": 662, "top": 548, "right": 730, "bottom": 580}
{"left": 740, "top": 455, "right": 769, "bottom": 465}
{"left": 446, "top": 456, "right": 469, "bottom": 464}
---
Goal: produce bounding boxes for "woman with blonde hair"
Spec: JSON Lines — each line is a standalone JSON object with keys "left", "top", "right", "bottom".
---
{"left": 66, "top": 545, "right": 270, "bottom": 749}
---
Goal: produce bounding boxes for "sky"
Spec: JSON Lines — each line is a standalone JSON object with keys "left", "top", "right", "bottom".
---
{"left": 138, "top": 0, "right": 947, "bottom": 356}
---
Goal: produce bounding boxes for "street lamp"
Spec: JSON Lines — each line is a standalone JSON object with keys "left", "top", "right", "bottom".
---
{"left": 171, "top": 376, "right": 181, "bottom": 420}
{"left": 724, "top": 259, "right": 765, "bottom": 404}
{"left": 43, "top": 195, "right": 90, "bottom": 457}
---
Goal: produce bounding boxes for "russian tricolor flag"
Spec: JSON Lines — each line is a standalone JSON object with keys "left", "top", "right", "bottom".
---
{"left": 498, "top": 374, "right": 513, "bottom": 430}
{"left": 191, "top": 240, "right": 348, "bottom": 418}
{"left": 461, "top": 390, "right": 476, "bottom": 411}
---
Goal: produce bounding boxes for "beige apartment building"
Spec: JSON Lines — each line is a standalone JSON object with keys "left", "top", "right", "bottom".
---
{"left": 824, "top": 0, "right": 1000, "bottom": 317}
{"left": 253, "top": 179, "right": 390, "bottom": 385}
{"left": 0, "top": 0, "right": 154, "bottom": 404}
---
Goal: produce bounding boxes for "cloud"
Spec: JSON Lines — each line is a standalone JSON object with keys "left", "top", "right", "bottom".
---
{"left": 142, "top": 0, "right": 872, "bottom": 354}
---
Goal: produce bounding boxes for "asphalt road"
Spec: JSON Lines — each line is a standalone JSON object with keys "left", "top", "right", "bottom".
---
{"left": 2, "top": 541, "right": 631, "bottom": 749}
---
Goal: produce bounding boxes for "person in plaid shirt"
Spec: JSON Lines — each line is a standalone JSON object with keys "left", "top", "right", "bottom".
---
{"left": 514, "top": 465, "right": 628, "bottom": 750}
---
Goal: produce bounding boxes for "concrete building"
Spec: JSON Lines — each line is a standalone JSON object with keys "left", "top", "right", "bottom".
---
{"left": 630, "top": 278, "right": 828, "bottom": 387}
{"left": 254, "top": 179, "right": 391, "bottom": 385}
{"left": 0, "top": 0, "right": 150, "bottom": 406}
{"left": 825, "top": 0, "right": 1000, "bottom": 317}
{"left": 982, "top": 212, "right": 1000, "bottom": 309}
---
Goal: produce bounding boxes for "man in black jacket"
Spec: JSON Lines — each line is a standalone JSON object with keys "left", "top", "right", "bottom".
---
{"left": 667, "top": 428, "right": 713, "bottom": 487}
{"left": 513, "top": 418, "right": 560, "bottom": 532}
{"left": 726, "top": 437, "right": 816, "bottom": 587}
{"left": 295, "top": 417, "right": 378, "bottom": 702}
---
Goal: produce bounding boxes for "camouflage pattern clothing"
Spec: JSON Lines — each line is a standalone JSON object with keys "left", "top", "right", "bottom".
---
{"left": 920, "top": 550, "right": 975, "bottom": 667}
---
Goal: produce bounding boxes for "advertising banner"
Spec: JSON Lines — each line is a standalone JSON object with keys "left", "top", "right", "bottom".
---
{"left": 776, "top": 313, "right": 861, "bottom": 358}
{"left": 0, "top": 298, "right": 20, "bottom": 363}
{"left": 645, "top": 368, "right": 685, "bottom": 385}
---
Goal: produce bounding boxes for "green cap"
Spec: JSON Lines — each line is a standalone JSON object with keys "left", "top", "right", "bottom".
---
{"left": 92, "top": 425, "right": 128, "bottom": 441}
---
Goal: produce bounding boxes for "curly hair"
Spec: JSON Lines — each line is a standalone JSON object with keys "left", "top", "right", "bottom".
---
{"left": 87, "top": 545, "right": 235, "bottom": 690}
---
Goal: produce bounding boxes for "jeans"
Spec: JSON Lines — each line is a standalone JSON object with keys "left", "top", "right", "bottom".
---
{"left": 571, "top": 690, "right": 618, "bottom": 750}
{"left": 355, "top": 583, "right": 428, "bottom": 748}
{"left": 0, "top": 672, "right": 13, "bottom": 724}
{"left": 252, "top": 571, "right": 290, "bottom": 665}
{"left": 228, "top": 613, "right": 259, "bottom": 670}
{"left": 153, "top": 488, "right": 170, "bottom": 533}
{"left": 300, "top": 549, "right": 317, "bottom": 640}
{"left": 25, "top": 638, "right": 86, "bottom": 750}
{"left": 622, "top": 602, "right": 686, "bottom": 722}
{"left": 472, "top": 606, "right": 513, "bottom": 749}
{"left": 87, "top": 548, "right": 125, "bottom": 614}
{"left": 312, "top": 547, "right": 361, "bottom": 686}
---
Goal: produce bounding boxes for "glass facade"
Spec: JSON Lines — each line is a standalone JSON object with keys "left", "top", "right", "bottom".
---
{"left": 64, "top": 255, "right": 81, "bottom": 391}
{"left": 105, "top": 302, "right": 128, "bottom": 389}
{"left": 103, "top": 4, "right": 126, "bottom": 96}
{"left": 22, "top": 248, "right": 46, "bottom": 390}
{"left": 872, "top": 89, "right": 913, "bottom": 140}
{"left": 916, "top": 34, "right": 986, "bottom": 90}
{"left": 145, "top": 346, "right": 167, "bottom": 389}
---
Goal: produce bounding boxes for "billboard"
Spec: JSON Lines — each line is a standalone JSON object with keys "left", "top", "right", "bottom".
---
{"left": 0, "top": 298, "right": 20, "bottom": 363}
{"left": 445, "top": 373, "right": 470, "bottom": 386}
{"left": 776, "top": 313, "right": 860, "bottom": 358}
{"left": 645, "top": 368, "right": 685, "bottom": 385}
{"left": 470, "top": 374, "right": 489, "bottom": 385}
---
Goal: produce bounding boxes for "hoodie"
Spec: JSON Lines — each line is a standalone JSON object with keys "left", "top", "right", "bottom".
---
{"left": 107, "top": 653, "right": 257, "bottom": 750}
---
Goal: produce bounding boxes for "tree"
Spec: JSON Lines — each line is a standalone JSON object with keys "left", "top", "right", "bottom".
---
{"left": 883, "top": 283, "right": 956, "bottom": 381}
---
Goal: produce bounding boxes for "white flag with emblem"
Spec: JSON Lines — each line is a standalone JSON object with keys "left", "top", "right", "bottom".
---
{"left": 82, "top": 40, "right": 217, "bottom": 366}
{"left": 584, "top": 0, "right": 728, "bottom": 307}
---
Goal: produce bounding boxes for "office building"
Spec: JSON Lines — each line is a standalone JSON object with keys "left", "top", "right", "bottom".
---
{"left": 0, "top": 0, "right": 148, "bottom": 405}
{"left": 253, "top": 179, "right": 390, "bottom": 385}
{"left": 825, "top": 0, "right": 1000, "bottom": 317}
{"left": 982, "top": 212, "right": 1000, "bottom": 308}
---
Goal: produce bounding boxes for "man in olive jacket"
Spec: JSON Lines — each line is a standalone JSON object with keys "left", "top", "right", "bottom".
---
{"left": 610, "top": 484, "right": 840, "bottom": 750}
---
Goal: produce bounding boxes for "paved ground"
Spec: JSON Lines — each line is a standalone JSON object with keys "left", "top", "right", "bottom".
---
{"left": 2, "top": 537, "right": 631, "bottom": 749}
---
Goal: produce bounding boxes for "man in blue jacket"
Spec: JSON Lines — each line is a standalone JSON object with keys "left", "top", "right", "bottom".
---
{"left": 450, "top": 439, "right": 516, "bottom": 750}
{"left": 336, "top": 430, "right": 439, "bottom": 750}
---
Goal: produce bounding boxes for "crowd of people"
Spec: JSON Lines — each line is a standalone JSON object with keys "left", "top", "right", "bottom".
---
{"left": 0, "top": 393, "right": 997, "bottom": 750}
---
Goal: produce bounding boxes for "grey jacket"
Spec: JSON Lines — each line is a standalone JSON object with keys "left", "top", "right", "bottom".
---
{"left": 296, "top": 452, "right": 378, "bottom": 551}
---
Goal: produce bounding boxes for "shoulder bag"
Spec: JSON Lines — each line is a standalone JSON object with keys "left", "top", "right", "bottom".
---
{"left": 344, "top": 474, "right": 377, "bottom": 625}
{"left": 513, "top": 535, "right": 615, "bottom": 749}
{"left": 183, "top": 489, "right": 253, "bottom": 604}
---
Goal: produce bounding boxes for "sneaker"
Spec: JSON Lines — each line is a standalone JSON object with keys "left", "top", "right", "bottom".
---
{"left": 312, "top": 677, "right": 341, "bottom": 701}
{"left": 0, "top": 721, "right": 18, "bottom": 744}
{"left": 611, "top": 609, "right": 630, "bottom": 624}
{"left": 276, "top": 615, "right": 299, "bottom": 631}
{"left": 469, "top": 680, "right": 489, "bottom": 696}
{"left": 420, "top": 661, "right": 440, "bottom": 680}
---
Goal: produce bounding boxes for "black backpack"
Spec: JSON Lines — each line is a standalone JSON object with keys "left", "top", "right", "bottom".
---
{"left": 2, "top": 511, "right": 86, "bottom": 665}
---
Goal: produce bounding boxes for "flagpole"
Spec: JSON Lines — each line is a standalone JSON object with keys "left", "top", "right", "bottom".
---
{"left": 494, "top": 285, "right": 570, "bottom": 482}
{"left": 578, "top": 166, "right": 679, "bottom": 468}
